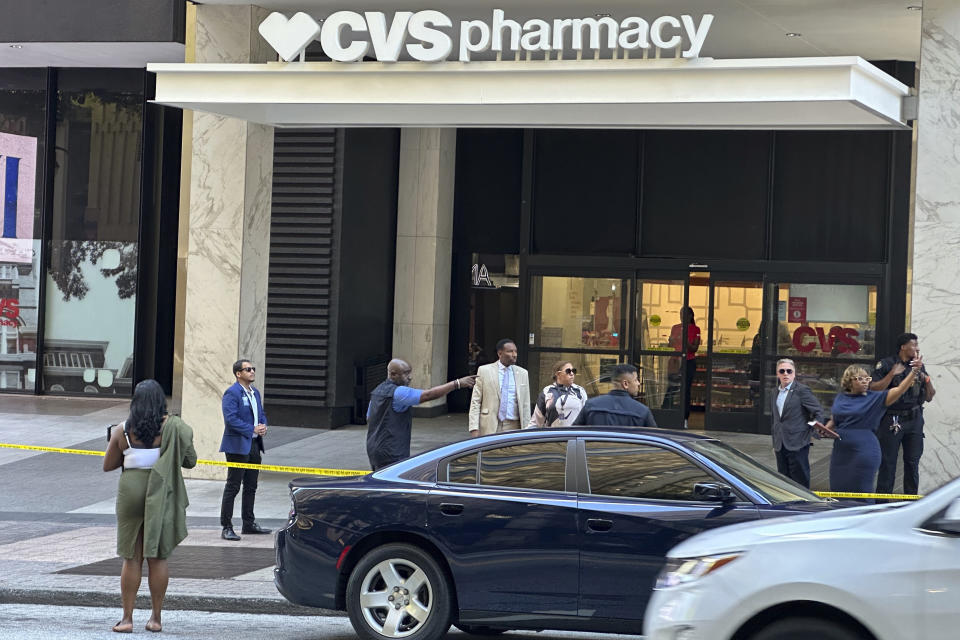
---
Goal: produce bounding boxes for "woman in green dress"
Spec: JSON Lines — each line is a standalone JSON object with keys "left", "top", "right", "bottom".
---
{"left": 103, "top": 380, "right": 196, "bottom": 633}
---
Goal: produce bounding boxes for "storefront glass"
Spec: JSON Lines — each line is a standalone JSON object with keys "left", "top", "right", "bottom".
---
{"left": 530, "top": 276, "right": 627, "bottom": 352}
{"left": 771, "top": 283, "right": 877, "bottom": 360}
{"left": 41, "top": 70, "right": 143, "bottom": 395}
{"left": 528, "top": 275, "right": 631, "bottom": 395}
{"left": 0, "top": 69, "right": 48, "bottom": 391}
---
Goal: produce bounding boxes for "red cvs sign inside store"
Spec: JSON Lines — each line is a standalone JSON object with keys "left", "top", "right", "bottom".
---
{"left": 0, "top": 298, "right": 19, "bottom": 327}
{"left": 792, "top": 325, "right": 861, "bottom": 354}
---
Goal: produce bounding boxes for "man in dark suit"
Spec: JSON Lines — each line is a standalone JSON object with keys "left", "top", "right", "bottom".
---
{"left": 770, "top": 358, "right": 827, "bottom": 488}
{"left": 220, "top": 358, "right": 271, "bottom": 540}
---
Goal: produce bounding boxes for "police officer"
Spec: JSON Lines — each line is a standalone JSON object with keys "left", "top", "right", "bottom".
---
{"left": 871, "top": 333, "right": 936, "bottom": 495}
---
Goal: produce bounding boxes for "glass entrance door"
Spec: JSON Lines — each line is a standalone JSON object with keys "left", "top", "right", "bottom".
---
{"left": 633, "top": 274, "right": 689, "bottom": 428}
{"left": 705, "top": 278, "right": 765, "bottom": 432}
{"left": 634, "top": 272, "right": 765, "bottom": 432}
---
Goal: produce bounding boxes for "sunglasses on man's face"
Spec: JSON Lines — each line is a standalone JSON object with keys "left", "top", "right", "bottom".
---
{"left": 241, "top": 367, "right": 256, "bottom": 373}
{"left": 778, "top": 368, "right": 794, "bottom": 374}
{"left": 561, "top": 368, "right": 577, "bottom": 375}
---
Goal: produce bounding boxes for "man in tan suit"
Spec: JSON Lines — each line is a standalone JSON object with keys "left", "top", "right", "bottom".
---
{"left": 469, "top": 339, "right": 531, "bottom": 437}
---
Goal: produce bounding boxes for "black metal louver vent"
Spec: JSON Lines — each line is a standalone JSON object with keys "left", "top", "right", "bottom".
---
{"left": 264, "top": 128, "right": 339, "bottom": 410}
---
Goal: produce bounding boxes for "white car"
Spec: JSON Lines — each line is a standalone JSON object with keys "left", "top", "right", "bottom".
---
{"left": 644, "top": 476, "right": 960, "bottom": 640}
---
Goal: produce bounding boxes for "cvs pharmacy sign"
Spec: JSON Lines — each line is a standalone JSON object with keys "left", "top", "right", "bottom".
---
{"left": 259, "top": 9, "right": 714, "bottom": 63}
{"left": 792, "top": 326, "right": 861, "bottom": 355}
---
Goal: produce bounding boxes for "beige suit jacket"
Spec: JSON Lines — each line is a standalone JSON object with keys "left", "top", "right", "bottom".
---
{"left": 468, "top": 362, "right": 531, "bottom": 435}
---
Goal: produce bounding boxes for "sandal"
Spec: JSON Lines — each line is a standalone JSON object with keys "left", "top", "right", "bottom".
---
{"left": 146, "top": 620, "right": 163, "bottom": 633}
{"left": 112, "top": 621, "right": 133, "bottom": 633}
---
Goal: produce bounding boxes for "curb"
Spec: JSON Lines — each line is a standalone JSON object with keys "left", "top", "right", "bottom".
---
{"left": 0, "top": 588, "right": 344, "bottom": 617}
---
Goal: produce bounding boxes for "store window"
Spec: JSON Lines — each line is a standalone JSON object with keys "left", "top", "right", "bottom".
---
{"left": 528, "top": 275, "right": 631, "bottom": 397}
{"left": 764, "top": 282, "right": 878, "bottom": 419}
{"left": 0, "top": 69, "right": 47, "bottom": 392}
{"left": 771, "top": 284, "right": 877, "bottom": 360}
{"left": 41, "top": 70, "right": 144, "bottom": 395}
{"left": 530, "top": 276, "right": 626, "bottom": 351}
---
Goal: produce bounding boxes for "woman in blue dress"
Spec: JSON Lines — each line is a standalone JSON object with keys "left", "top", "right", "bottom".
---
{"left": 823, "top": 364, "right": 918, "bottom": 496}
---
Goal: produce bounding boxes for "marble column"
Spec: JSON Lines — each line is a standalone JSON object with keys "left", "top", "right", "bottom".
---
{"left": 179, "top": 4, "right": 274, "bottom": 479}
{"left": 912, "top": 0, "right": 960, "bottom": 491}
{"left": 393, "top": 129, "right": 456, "bottom": 415}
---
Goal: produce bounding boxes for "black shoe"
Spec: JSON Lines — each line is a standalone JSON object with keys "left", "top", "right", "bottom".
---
{"left": 221, "top": 527, "right": 241, "bottom": 541}
{"left": 241, "top": 522, "right": 272, "bottom": 535}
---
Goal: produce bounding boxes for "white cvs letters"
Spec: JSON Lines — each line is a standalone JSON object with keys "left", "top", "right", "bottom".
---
{"left": 264, "top": 9, "right": 714, "bottom": 63}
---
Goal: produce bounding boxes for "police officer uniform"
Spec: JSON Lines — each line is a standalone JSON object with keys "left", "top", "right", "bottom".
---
{"left": 874, "top": 355, "right": 928, "bottom": 495}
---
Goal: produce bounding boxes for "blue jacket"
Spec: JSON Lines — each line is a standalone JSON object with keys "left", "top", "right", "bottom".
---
{"left": 575, "top": 389, "right": 658, "bottom": 427}
{"left": 220, "top": 381, "right": 267, "bottom": 454}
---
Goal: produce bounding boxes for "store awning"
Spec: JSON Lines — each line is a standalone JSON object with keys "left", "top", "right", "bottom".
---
{"left": 148, "top": 56, "right": 910, "bottom": 129}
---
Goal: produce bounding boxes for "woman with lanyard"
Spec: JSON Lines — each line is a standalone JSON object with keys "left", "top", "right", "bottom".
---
{"left": 528, "top": 360, "right": 588, "bottom": 427}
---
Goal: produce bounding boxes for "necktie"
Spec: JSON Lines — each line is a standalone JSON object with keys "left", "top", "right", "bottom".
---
{"left": 498, "top": 368, "right": 510, "bottom": 421}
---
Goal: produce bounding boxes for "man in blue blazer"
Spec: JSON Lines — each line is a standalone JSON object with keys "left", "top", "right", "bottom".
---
{"left": 220, "top": 359, "right": 270, "bottom": 540}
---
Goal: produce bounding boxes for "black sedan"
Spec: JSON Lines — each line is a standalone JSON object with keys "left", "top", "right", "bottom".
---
{"left": 274, "top": 427, "right": 837, "bottom": 639}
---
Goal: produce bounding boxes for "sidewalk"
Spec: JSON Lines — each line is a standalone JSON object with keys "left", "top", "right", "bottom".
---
{"left": 0, "top": 394, "right": 796, "bottom": 614}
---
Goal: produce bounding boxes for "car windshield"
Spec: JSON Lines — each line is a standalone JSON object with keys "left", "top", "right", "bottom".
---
{"left": 689, "top": 439, "right": 827, "bottom": 505}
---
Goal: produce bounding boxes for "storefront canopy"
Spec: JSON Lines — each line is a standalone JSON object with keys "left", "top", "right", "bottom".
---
{"left": 148, "top": 56, "right": 910, "bottom": 129}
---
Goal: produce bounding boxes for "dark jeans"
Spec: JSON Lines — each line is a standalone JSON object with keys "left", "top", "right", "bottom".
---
{"left": 220, "top": 439, "right": 262, "bottom": 529}
{"left": 661, "top": 361, "right": 697, "bottom": 420}
{"left": 775, "top": 445, "right": 811, "bottom": 488}
{"left": 876, "top": 412, "right": 924, "bottom": 495}
{"left": 682, "top": 361, "right": 696, "bottom": 420}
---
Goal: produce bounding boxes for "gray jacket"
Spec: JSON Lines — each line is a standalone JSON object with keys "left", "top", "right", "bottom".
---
{"left": 770, "top": 382, "right": 824, "bottom": 452}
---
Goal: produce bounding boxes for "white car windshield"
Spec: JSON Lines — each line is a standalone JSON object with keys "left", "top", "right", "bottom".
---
{"left": 690, "top": 440, "right": 827, "bottom": 505}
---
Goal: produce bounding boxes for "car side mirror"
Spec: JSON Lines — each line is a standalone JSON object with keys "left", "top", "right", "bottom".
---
{"left": 930, "top": 498, "right": 960, "bottom": 536}
{"left": 694, "top": 482, "right": 736, "bottom": 504}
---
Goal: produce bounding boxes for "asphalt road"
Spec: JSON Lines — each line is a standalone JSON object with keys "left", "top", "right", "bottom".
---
{"left": 0, "top": 604, "right": 645, "bottom": 639}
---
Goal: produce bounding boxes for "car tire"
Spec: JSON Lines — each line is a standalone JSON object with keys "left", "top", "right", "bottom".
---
{"left": 453, "top": 623, "right": 507, "bottom": 635}
{"left": 346, "top": 543, "right": 452, "bottom": 640}
{"left": 750, "top": 617, "right": 866, "bottom": 640}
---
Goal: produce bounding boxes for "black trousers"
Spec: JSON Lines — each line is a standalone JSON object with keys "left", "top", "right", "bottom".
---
{"left": 876, "top": 413, "right": 924, "bottom": 495}
{"left": 775, "top": 445, "right": 811, "bottom": 488}
{"left": 682, "top": 362, "right": 696, "bottom": 420}
{"left": 220, "top": 439, "right": 262, "bottom": 529}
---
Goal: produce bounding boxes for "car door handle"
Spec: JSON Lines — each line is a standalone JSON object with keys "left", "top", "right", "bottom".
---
{"left": 439, "top": 503, "right": 464, "bottom": 516}
{"left": 586, "top": 518, "right": 613, "bottom": 532}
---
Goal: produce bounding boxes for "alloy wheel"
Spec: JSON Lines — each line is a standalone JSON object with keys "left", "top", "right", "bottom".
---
{"left": 358, "top": 557, "right": 433, "bottom": 637}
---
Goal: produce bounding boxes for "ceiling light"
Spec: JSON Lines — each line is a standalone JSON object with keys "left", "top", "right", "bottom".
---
{"left": 906, "top": 5, "right": 922, "bottom": 10}
{"left": 9, "top": 44, "right": 22, "bottom": 49}
{"left": 595, "top": 13, "right": 611, "bottom": 18}
{"left": 785, "top": 32, "right": 802, "bottom": 37}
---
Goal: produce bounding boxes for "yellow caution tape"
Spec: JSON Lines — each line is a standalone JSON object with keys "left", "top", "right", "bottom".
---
{"left": 0, "top": 443, "right": 106, "bottom": 457}
{"left": 197, "top": 458, "right": 367, "bottom": 477}
{"left": 0, "top": 443, "right": 927, "bottom": 493}
{"left": 815, "top": 491, "right": 922, "bottom": 500}
{"left": 0, "top": 442, "right": 368, "bottom": 477}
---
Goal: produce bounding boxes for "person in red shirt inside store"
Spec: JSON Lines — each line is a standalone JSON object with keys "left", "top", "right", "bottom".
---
{"left": 669, "top": 306, "right": 701, "bottom": 428}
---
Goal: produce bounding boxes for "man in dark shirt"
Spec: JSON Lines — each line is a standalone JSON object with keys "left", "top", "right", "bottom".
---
{"left": 575, "top": 364, "right": 657, "bottom": 427}
{"left": 871, "top": 332, "right": 936, "bottom": 495}
{"left": 365, "top": 359, "right": 475, "bottom": 471}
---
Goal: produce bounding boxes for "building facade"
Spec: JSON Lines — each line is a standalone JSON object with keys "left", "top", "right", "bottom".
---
{"left": 0, "top": 0, "right": 184, "bottom": 396}
{"left": 151, "top": 1, "right": 960, "bottom": 490}
{"left": 5, "top": 2, "right": 956, "bottom": 490}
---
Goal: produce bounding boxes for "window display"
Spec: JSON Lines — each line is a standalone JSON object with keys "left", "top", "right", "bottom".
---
{"left": 530, "top": 276, "right": 628, "bottom": 351}
{"left": 0, "top": 69, "right": 47, "bottom": 392}
{"left": 41, "top": 71, "right": 144, "bottom": 394}
{"left": 772, "top": 283, "right": 876, "bottom": 360}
